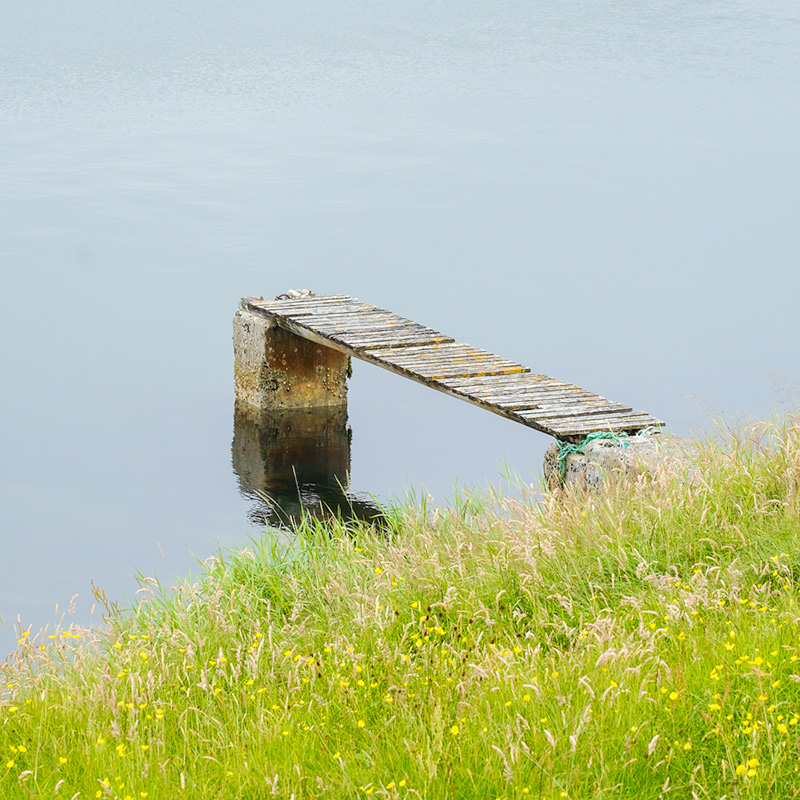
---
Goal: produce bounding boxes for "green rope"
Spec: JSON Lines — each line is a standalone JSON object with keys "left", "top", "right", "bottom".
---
{"left": 637, "top": 425, "right": 663, "bottom": 437}
{"left": 555, "top": 427, "right": 661, "bottom": 481}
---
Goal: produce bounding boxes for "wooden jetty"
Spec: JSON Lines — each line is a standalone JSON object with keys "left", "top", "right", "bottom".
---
{"left": 237, "top": 293, "right": 664, "bottom": 443}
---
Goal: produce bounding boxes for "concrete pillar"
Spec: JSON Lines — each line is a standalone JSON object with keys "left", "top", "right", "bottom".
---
{"left": 233, "top": 307, "right": 349, "bottom": 411}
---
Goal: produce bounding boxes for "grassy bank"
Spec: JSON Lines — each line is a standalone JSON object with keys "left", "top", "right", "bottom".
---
{"left": 2, "top": 417, "right": 800, "bottom": 799}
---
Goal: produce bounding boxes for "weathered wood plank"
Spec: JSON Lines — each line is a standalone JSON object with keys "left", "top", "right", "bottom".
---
{"left": 515, "top": 402, "right": 633, "bottom": 421}
{"left": 468, "top": 382, "right": 586, "bottom": 393}
{"left": 285, "top": 310, "right": 402, "bottom": 324}
{"left": 285, "top": 317, "right": 453, "bottom": 346}
{"left": 376, "top": 357, "right": 528, "bottom": 376}
{"left": 513, "top": 395, "right": 614, "bottom": 409}
{"left": 545, "top": 413, "right": 660, "bottom": 435}
{"left": 428, "top": 367, "right": 529, "bottom": 380}
{"left": 297, "top": 320, "right": 421, "bottom": 336}
{"left": 246, "top": 296, "right": 358, "bottom": 313}
{"left": 491, "top": 395, "right": 604, "bottom": 410}
{"left": 308, "top": 317, "right": 438, "bottom": 331}
{"left": 247, "top": 294, "right": 352, "bottom": 306}
{"left": 369, "top": 342, "right": 484, "bottom": 357}
{"left": 336, "top": 333, "right": 455, "bottom": 349}
{"left": 467, "top": 388, "right": 601, "bottom": 405}
{"left": 370, "top": 343, "right": 527, "bottom": 367}
{"left": 342, "top": 332, "right": 451, "bottom": 343}
{"left": 491, "top": 397, "right": 600, "bottom": 412}
{"left": 440, "top": 374, "right": 562, "bottom": 393}
{"left": 377, "top": 352, "right": 516, "bottom": 370}
{"left": 506, "top": 399, "right": 611, "bottom": 415}
{"left": 245, "top": 302, "right": 370, "bottom": 320}
{"left": 380, "top": 361, "right": 529, "bottom": 380}
{"left": 333, "top": 322, "right": 450, "bottom": 338}
{"left": 282, "top": 312, "right": 395, "bottom": 327}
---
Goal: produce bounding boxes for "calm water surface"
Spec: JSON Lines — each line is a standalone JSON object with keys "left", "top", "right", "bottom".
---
{"left": 2, "top": 0, "right": 799, "bottom": 652}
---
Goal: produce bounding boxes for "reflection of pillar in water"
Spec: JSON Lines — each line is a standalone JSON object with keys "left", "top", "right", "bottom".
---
{"left": 232, "top": 401, "right": 346, "bottom": 510}
{"left": 232, "top": 402, "right": 380, "bottom": 526}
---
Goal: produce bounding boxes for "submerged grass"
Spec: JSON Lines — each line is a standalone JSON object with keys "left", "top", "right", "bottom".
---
{"left": 2, "top": 416, "right": 800, "bottom": 799}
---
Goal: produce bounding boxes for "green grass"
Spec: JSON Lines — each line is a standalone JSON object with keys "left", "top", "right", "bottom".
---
{"left": 2, "top": 416, "right": 800, "bottom": 799}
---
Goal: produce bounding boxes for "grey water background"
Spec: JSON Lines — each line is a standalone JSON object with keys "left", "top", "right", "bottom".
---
{"left": 1, "top": 0, "right": 799, "bottom": 653}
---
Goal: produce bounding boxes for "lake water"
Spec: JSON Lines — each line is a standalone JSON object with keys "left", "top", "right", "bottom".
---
{"left": 2, "top": 0, "right": 799, "bottom": 653}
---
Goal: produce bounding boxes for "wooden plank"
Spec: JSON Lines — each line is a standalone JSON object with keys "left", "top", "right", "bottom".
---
{"left": 450, "top": 375, "right": 568, "bottom": 389}
{"left": 312, "top": 310, "right": 409, "bottom": 324}
{"left": 507, "top": 399, "right": 614, "bottom": 415}
{"left": 246, "top": 294, "right": 352, "bottom": 306}
{"left": 331, "top": 322, "right": 450, "bottom": 338}
{"left": 371, "top": 343, "right": 526, "bottom": 367}
{"left": 290, "top": 319, "right": 451, "bottom": 344}
{"left": 470, "top": 386, "right": 606, "bottom": 406}
{"left": 376, "top": 360, "right": 529, "bottom": 380}
{"left": 513, "top": 396, "right": 617, "bottom": 410}
{"left": 246, "top": 296, "right": 358, "bottom": 313}
{"left": 515, "top": 402, "right": 633, "bottom": 421}
{"left": 368, "top": 363, "right": 528, "bottom": 382}
{"left": 543, "top": 409, "right": 658, "bottom": 426}
{"left": 335, "top": 328, "right": 452, "bottom": 341}
{"left": 281, "top": 309, "right": 391, "bottom": 324}
{"left": 440, "top": 374, "right": 561, "bottom": 393}
{"left": 374, "top": 355, "right": 528, "bottom": 375}
{"left": 369, "top": 342, "right": 483, "bottom": 358}
{"left": 244, "top": 300, "right": 370, "bottom": 319}
{"left": 489, "top": 394, "right": 604, "bottom": 410}
{"left": 451, "top": 370, "right": 553, "bottom": 381}
{"left": 337, "top": 334, "right": 455, "bottom": 349}
{"left": 544, "top": 413, "right": 663, "bottom": 435}
{"left": 294, "top": 316, "right": 417, "bottom": 334}
{"left": 270, "top": 307, "right": 378, "bottom": 320}
{"left": 445, "top": 384, "right": 583, "bottom": 403}
{"left": 547, "top": 409, "right": 661, "bottom": 426}
{"left": 440, "top": 371, "right": 549, "bottom": 385}
{"left": 424, "top": 366, "right": 528, "bottom": 380}
{"left": 284, "top": 309, "right": 400, "bottom": 323}
{"left": 381, "top": 353, "right": 491, "bottom": 367}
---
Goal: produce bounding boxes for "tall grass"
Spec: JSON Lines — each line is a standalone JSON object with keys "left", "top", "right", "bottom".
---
{"left": 2, "top": 415, "right": 800, "bottom": 799}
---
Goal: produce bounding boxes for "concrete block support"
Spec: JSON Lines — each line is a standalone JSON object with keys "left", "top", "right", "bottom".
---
{"left": 233, "top": 308, "right": 349, "bottom": 411}
{"left": 543, "top": 433, "right": 701, "bottom": 491}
